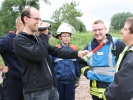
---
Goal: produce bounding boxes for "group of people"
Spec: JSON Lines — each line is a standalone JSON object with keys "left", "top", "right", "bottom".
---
{"left": 0, "top": 6, "right": 133, "bottom": 100}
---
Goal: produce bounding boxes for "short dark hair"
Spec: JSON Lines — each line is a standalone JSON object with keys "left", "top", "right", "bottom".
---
{"left": 21, "top": 7, "right": 31, "bottom": 24}
{"left": 93, "top": 20, "right": 104, "bottom": 24}
{"left": 125, "top": 17, "right": 133, "bottom": 33}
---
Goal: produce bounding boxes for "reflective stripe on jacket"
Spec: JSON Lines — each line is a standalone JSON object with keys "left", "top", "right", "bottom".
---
{"left": 87, "top": 37, "right": 118, "bottom": 83}
{"left": 86, "top": 37, "right": 118, "bottom": 99}
{"left": 103, "top": 46, "right": 133, "bottom": 100}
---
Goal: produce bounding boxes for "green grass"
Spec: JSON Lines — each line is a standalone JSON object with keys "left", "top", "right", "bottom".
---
{"left": 0, "top": 56, "right": 4, "bottom": 65}
{"left": 49, "top": 32, "right": 121, "bottom": 50}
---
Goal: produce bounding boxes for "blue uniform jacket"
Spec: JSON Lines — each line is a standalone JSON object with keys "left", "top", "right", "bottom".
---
{"left": 79, "top": 34, "right": 126, "bottom": 88}
{"left": 50, "top": 43, "right": 80, "bottom": 84}
{"left": 0, "top": 32, "right": 23, "bottom": 79}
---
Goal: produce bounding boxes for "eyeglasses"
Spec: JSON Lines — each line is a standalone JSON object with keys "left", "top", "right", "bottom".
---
{"left": 27, "top": 16, "right": 41, "bottom": 21}
{"left": 61, "top": 36, "right": 71, "bottom": 38}
{"left": 92, "top": 28, "right": 105, "bottom": 32}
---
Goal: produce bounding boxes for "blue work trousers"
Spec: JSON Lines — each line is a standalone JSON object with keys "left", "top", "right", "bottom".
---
{"left": 57, "top": 82, "right": 75, "bottom": 100}
{"left": 2, "top": 75, "right": 24, "bottom": 100}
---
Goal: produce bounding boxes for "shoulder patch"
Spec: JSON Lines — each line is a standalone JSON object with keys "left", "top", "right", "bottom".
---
{"left": 70, "top": 44, "right": 78, "bottom": 50}
{"left": 56, "top": 44, "right": 61, "bottom": 48}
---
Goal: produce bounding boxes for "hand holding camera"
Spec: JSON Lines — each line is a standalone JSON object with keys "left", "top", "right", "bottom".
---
{"left": 38, "top": 22, "right": 51, "bottom": 31}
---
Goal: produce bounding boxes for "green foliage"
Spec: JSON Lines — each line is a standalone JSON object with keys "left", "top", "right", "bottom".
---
{"left": 0, "top": 0, "right": 50, "bottom": 36}
{"left": 49, "top": 32, "right": 93, "bottom": 50}
{"left": 49, "top": 32, "right": 122, "bottom": 50}
{"left": 0, "top": 0, "right": 20, "bottom": 36}
{"left": 50, "top": 1, "right": 87, "bottom": 35}
{"left": 0, "top": 56, "right": 4, "bottom": 65}
{"left": 70, "top": 32, "right": 92, "bottom": 50}
{"left": 110, "top": 12, "right": 133, "bottom": 32}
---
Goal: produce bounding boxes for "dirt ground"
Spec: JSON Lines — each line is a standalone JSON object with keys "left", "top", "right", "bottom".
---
{"left": 75, "top": 75, "right": 92, "bottom": 100}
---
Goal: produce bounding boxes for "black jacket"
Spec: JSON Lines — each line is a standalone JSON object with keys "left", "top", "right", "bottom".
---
{"left": 104, "top": 47, "right": 133, "bottom": 100}
{"left": 13, "top": 32, "right": 78, "bottom": 93}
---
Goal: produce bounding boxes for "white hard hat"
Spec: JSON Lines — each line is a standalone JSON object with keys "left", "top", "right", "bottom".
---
{"left": 56, "top": 23, "right": 76, "bottom": 38}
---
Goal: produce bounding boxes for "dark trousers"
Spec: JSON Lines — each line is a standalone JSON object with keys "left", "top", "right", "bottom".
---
{"left": 2, "top": 75, "right": 24, "bottom": 100}
{"left": 57, "top": 82, "right": 75, "bottom": 100}
{"left": 0, "top": 84, "right": 3, "bottom": 100}
{"left": 92, "top": 95, "right": 103, "bottom": 100}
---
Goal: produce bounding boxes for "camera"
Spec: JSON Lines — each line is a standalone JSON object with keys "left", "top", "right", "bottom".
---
{"left": 38, "top": 24, "right": 52, "bottom": 31}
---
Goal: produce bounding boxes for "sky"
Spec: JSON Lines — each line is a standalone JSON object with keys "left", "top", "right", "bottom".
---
{"left": 0, "top": 0, "right": 133, "bottom": 31}
{"left": 39, "top": 0, "right": 133, "bottom": 31}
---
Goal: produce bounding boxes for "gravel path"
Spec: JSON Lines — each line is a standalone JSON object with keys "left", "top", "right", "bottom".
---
{"left": 75, "top": 75, "right": 92, "bottom": 100}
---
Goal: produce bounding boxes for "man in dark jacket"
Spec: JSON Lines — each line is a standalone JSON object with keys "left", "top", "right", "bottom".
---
{"left": 103, "top": 17, "right": 133, "bottom": 100}
{"left": 13, "top": 7, "right": 88, "bottom": 100}
{"left": 0, "top": 16, "right": 24, "bottom": 100}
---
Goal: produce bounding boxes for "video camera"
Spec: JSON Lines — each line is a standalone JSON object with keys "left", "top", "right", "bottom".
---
{"left": 38, "top": 24, "right": 52, "bottom": 31}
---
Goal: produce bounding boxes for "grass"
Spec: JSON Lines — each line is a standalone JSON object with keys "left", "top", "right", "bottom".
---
{"left": 49, "top": 32, "right": 121, "bottom": 50}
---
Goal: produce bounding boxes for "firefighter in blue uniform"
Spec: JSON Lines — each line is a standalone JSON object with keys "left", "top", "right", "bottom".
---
{"left": 80, "top": 20, "right": 125, "bottom": 100}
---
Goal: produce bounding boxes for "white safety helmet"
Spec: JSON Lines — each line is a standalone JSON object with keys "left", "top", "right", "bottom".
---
{"left": 55, "top": 23, "right": 76, "bottom": 38}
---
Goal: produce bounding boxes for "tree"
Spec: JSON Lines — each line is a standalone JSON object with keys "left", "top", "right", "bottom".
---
{"left": 50, "top": 1, "right": 87, "bottom": 34}
{"left": 109, "top": 12, "right": 133, "bottom": 32}
{"left": 0, "top": 0, "right": 50, "bottom": 36}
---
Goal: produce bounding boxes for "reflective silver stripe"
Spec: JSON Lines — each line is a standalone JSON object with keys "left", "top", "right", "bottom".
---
{"left": 93, "top": 67, "right": 115, "bottom": 70}
{"left": 54, "top": 58, "right": 63, "bottom": 62}
{"left": 45, "top": 58, "right": 52, "bottom": 76}
{"left": 108, "top": 42, "right": 113, "bottom": 67}
{"left": 54, "top": 58, "right": 76, "bottom": 62}
{"left": 71, "top": 59, "right": 77, "bottom": 61}
{"left": 92, "top": 67, "right": 115, "bottom": 76}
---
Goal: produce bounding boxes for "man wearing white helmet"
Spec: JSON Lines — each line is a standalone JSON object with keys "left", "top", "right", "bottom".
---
{"left": 50, "top": 23, "right": 80, "bottom": 100}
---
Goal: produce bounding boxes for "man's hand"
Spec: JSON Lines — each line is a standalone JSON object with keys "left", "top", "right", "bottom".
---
{"left": 2, "top": 66, "right": 8, "bottom": 73}
{"left": 78, "top": 50, "right": 89, "bottom": 60}
{"left": 38, "top": 22, "right": 50, "bottom": 34}
{"left": 0, "top": 64, "right": 8, "bottom": 73}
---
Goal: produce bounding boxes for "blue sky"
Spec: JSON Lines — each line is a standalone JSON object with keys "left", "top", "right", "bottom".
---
{"left": 1, "top": 0, "right": 133, "bottom": 31}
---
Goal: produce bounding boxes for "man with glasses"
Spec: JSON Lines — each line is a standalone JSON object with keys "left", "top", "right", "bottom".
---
{"left": 13, "top": 7, "right": 88, "bottom": 100}
{"left": 80, "top": 20, "right": 125, "bottom": 100}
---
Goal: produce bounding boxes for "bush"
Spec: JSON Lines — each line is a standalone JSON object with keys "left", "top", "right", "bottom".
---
{"left": 49, "top": 32, "right": 93, "bottom": 50}
{"left": 49, "top": 31, "right": 121, "bottom": 50}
